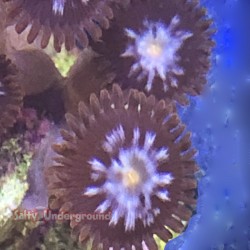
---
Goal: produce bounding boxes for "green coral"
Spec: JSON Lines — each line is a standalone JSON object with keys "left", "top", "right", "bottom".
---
{"left": 0, "top": 175, "right": 28, "bottom": 224}
{"left": 0, "top": 136, "right": 32, "bottom": 244}
{"left": 41, "top": 223, "right": 86, "bottom": 250}
{"left": 0, "top": 148, "right": 31, "bottom": 224}
{"left": 52, "top": 48, "right": 77, "bottom": 77}
{"left": 154, "top": 227, "right": 180, "bottom": 250}
{"left": 155, "top": 235, "right": 167, "bottom": 250}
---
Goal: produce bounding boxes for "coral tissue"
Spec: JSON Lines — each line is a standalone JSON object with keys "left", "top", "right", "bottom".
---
{"left": 46, "top": 85, "right": 198, "bottom": 249}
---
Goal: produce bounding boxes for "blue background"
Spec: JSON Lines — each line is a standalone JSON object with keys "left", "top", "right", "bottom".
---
{"left": 165, "top": 0, "right": 250, "bottom": 249}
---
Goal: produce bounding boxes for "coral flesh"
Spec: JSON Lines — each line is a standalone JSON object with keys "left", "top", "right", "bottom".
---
{"left": 46, "top": 85, "right": 198, "bottom": 249}
{"left": 85, "top": 126, "right": 173, "bottom": 231}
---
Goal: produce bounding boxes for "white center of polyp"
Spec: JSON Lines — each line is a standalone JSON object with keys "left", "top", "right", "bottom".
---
{"left": 84, "top": 126, "right": 174, "bottom": 231}
{"left": 52, "top": 0, "right": 90, "bottom": 15}
{"left": 0, "top": 81, "right": 5, "bottom": 96}
{"left": 121, "top": 16, "right": 193, "bottom": 92}
{"left": 52, "top": 0, "right": 66, "bottom": 15}
{"left": 122, "top": 168, "right": 141, "bottom": 189}
{"left": 146, "top": 42, "right": 164, "bottom": 58}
